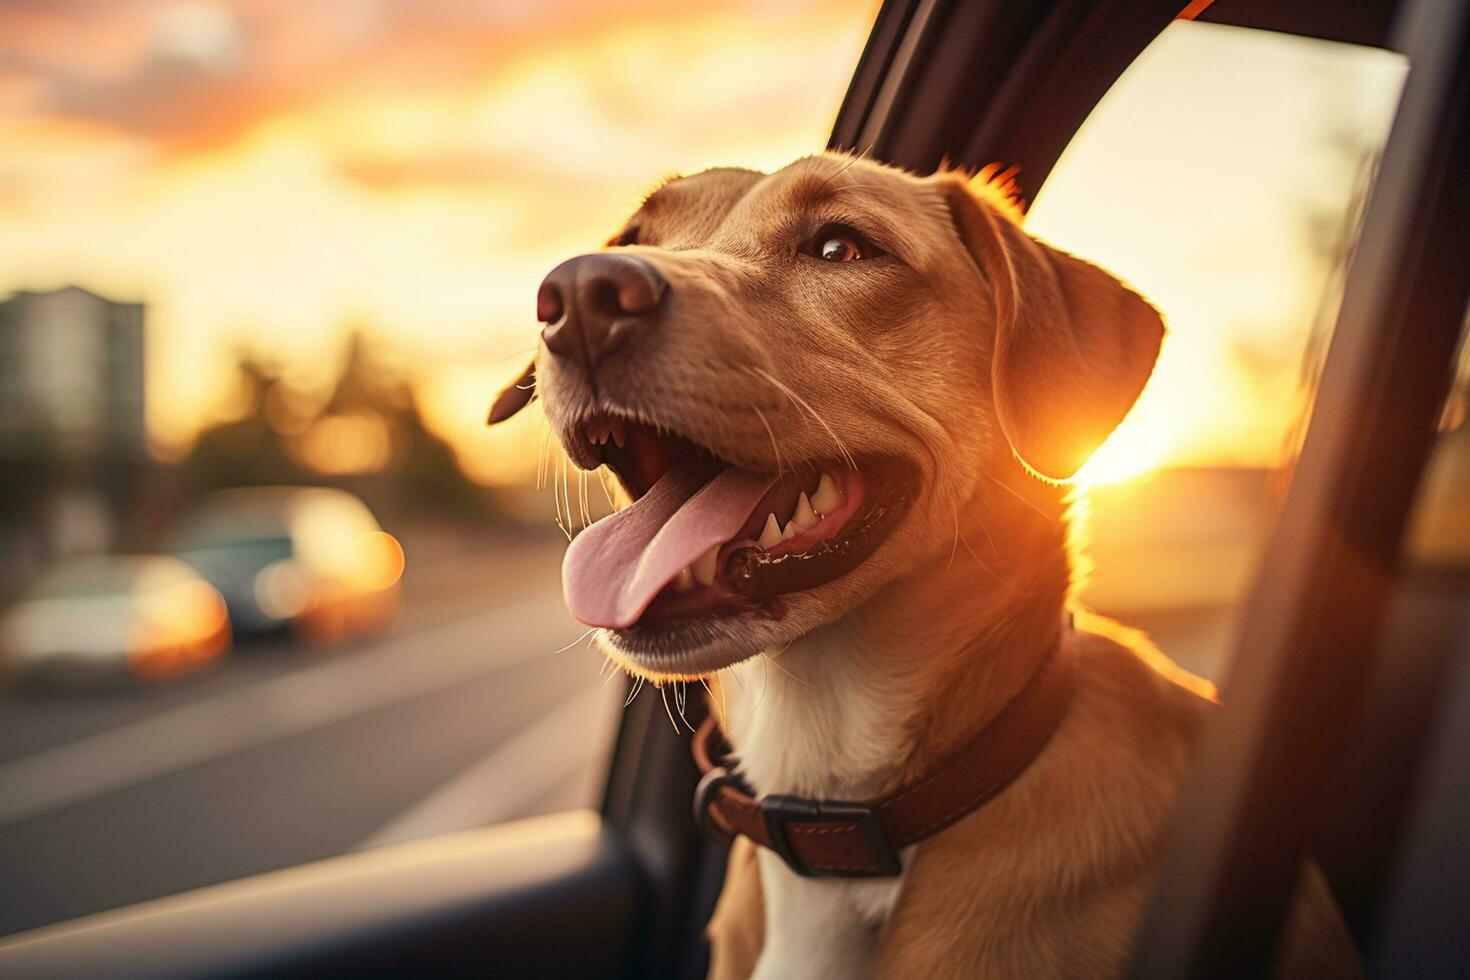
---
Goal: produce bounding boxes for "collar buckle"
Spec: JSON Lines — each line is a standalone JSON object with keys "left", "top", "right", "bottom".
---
{"left": 693, "top": 766, "right": 742, "bottom": 846}
{"left": 761, "top": 795, "right": 902, "bottom": 878}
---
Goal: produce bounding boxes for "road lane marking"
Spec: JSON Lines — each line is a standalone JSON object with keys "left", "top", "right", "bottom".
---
{"left": 356, "top": 681, "right": 621, "bottom": 850}
{"left": 0, "top": 593, "right": 583, "bottom": 826}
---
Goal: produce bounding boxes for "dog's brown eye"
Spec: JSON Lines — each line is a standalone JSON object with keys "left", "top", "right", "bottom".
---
{"left": 802, "top": 224, "right": 877, "bottom": 263}
{"left": 610, "top": 226, "right": 640, "bottom": 247}
{"left": 819, "top": 236, "right": 860, "bottom": 261}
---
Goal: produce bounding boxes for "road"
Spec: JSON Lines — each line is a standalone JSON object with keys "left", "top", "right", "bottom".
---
{"left": 0, "top": 537, "right": 626, "bottom": 939}
{"left": 0, "top": 478, "right": 1253, "bottom": 941}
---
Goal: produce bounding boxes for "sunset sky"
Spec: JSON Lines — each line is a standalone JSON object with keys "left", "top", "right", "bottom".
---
{"left": 0, "top": 2, "right": 1405, "bottom": 486}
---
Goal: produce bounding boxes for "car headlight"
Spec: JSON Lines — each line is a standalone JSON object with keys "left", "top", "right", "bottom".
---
{"left": 254, "top": 560, "right": 312, "bottom": 619}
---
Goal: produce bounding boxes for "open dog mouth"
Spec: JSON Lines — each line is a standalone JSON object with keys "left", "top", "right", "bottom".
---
{"left": 561, "top": 412, "right": 911, "bottom": 631}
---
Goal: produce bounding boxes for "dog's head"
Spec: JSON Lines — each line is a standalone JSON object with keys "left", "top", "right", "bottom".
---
{"left": 490, "top": 154, "right": 1163, "bottom": 678}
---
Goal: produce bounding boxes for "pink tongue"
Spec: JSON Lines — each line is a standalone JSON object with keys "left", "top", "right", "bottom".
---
{"left": 562, "top": 460, "right": 777, "bottom": 629}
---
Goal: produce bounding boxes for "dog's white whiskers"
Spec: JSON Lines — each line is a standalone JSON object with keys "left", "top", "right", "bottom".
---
{"left": 552, "top": 628, "right": 596, "bottom": 655}
{"left": 577, "top": 469, "right": 591, "bottom": 529}
{"left": 624, "top": 673, "right": 646, "bottom": 707}
{"left": 949, "top": 498, "right": 1000, "bottom": 580}
{"left": 673, "top": 680, "right": 696, "bottom": 733}
{"left": 536, "top": 416, "right": 551, "bottom": 491}
{"left": 497, "top": 345, "right": 538, "bottom": 365}
{"left": 700, "top": 677, "right": 726, "bottom": 722}
{"left": 659, "top": 684, "right": 681, "bottom": 733}
{"left": 751, "top": 403, "right": 786, "bottom": 478}
{"left": 570, "top": 467, "right": 579, "bottom": 529}
{"left": 551, "top": 454, "right": 564, "bottom": 535}
{"left": 559, "top": 454, "right": 569, "bottom": 522}
{"left": 596, "top": 466, "right": 618, "bottom": 511}
{"left": 761, "top": 648, "right": 812, "bottom": 688}
{"left": 815, "top": 153, "right": 863, "bottom": 194}
{"left": 560, "top": 455, "right": 575, "bottom": 538}
{"left": 749, "top": 657, "right": 771, "bottom": 718}
{"left": 797, "top": 155, "right": 829, "bottom": 180}
{"left": 986, "top": 471, "right": 1059, "bottom": 521}
{"left": 746, "top": 366, "right": 857, "bottom": 471}
{"left": 553, "top": 455, "right": 574, "bottom": 541}
{"left": 814, "top": 179, "right": 892, "bottom": 195}
{"left": 975, "top": 509, "right": 999, "bottom": 560}
{"left": 567, "top": 467, "right": 579, "bottom": 528}
{"left": 946, "top": 504, "right": 962, "bottom": 575}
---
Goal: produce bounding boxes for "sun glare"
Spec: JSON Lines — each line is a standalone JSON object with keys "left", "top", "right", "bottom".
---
{"left": 1028, "top": 22, "right": 1403, "bottom": 486}
{"left": 1075, "top": 414, "right": 1178, "bottom": 488}
{"left": 0, "top": 8, "right": 1406, "bottom": 487}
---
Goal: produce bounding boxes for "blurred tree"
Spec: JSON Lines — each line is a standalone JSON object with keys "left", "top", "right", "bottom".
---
{"left": 182, "top": 355, "right": 303, "bottom": 490}
{"left": 179, "top": 331, "right": 499, "bottom": 526}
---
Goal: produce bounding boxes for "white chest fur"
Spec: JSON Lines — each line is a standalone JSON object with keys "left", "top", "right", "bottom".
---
{"left": 720, "top": 629, "right": 916, "bottom": 980}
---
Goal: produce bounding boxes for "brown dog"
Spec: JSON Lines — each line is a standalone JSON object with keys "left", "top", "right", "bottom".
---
{"left": 491, "top": 153, "right": 1361, "bottom": 978}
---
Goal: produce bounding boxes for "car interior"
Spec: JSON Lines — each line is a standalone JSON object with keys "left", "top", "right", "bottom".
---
{"left": 0, "top": 0, "right": 1466, "bottom": 977}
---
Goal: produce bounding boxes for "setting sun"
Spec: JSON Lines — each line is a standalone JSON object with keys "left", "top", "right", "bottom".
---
{"left": 1027, "top": 22, "right": 1403, "bottom": 487}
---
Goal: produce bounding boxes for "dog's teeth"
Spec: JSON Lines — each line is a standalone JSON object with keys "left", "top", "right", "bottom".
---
{"left": 610, "top": 417, "right": 626, "bottom": 448}
{"left": 757, "top": 513, "right": 782, "bottom": 549}
{"left": 673, "top": 566, "right": 695, "bottom": 591}
{"left": 781, "top": 521, "right": 798, "bottom": 541}
{"left": 792, "top": 492, "right": 818, "bottom": 531}
{"left": 693, "top": 545, "right": 719, "bottom": 586}
{"left": 812, "top": 473, "right": 841, "bottom": 515}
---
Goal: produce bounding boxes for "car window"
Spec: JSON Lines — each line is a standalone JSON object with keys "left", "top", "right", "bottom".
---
{"left": 1024, "top": 20, "right": 1406, "bottom": 682}
{"left": 0, "top": 0, "right": 877, "bottom": 937}
{"left": 176, "top": 535, "right": 295, "bottom": 565}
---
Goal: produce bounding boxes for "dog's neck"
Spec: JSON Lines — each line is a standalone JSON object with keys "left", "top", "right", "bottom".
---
{"left": 720, "top": 465, "right": 1072, "bottom": 800}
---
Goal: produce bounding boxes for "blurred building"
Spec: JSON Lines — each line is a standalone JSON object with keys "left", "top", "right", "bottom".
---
{"left": 0, "top": 287, "right": 148, "bottom": 591}
{"left": 0, "top": 286, "right": 145, "bottom": 460}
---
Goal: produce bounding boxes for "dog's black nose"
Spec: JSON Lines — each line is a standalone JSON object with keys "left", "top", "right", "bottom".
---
{"left": 538, "top": 253, "right": 666, "bottom": 369}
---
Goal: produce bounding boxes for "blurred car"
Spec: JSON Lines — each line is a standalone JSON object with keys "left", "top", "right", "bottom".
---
{"left": 0, "top": 555, "right": 230, "bottom": 688}
{"left": 171, "top": 486, "right": 404, "bottom": 646}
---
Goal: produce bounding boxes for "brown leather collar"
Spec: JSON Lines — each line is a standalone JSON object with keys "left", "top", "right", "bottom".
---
{"left": 692, "top": 623, "right": 1077, "bottom": 878}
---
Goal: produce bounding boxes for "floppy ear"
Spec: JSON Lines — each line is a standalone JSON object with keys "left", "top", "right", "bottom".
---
{"left": 487, "top": 360, "right": 536, "bottom": 424}
{"left": 937, "top": 175, "right": 1164, "bottom": 480}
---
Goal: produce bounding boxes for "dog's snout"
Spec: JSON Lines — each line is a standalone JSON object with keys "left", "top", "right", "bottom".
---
{"left": 538, "top": 253, "right": 666, "bottom": 369}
